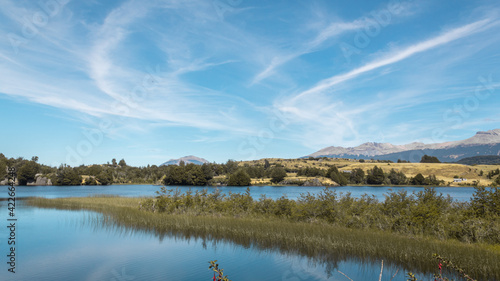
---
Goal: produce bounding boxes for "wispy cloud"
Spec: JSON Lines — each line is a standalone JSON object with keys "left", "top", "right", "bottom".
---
{"left": 290, "top": 18, "right": 496, "bottom": 102}
{"left": 273, "top": 16, "right": 500, "bottom": 148}
{"left": 250, "top": 2, "right": 417, "bottom": 85}
{"left": 250, "top": 20, "right": 362, "bottom": 85}
{"left": 0, "top": 0, "right": 263, "bottom": 136}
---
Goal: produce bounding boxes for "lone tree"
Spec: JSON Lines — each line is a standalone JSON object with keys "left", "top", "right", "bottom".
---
{"left": 420, "top": 155, "right": 441, "bottom": 163}
{"left": 270, "top": 166, "right": 287, "bottom": 184}
{"left": 227, "top": 169, "right": 251, "bottom": 186}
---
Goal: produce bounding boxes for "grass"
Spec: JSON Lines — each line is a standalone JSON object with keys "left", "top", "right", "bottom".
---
{"left": 239, "top": 158, "right": 500, "bottom": 186}
{"left": 27, "top": 196, "right": 500, "bottom": 280}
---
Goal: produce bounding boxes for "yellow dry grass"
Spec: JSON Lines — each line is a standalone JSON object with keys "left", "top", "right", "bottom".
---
{"left": 238, "top": 158, "right": 500, "bottom": 186}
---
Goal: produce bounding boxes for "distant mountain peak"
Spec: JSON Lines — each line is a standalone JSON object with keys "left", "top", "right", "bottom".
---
{"left": 161, "top": 155, "right": 209, "bottom": 166}
{"left": 307, "top": 129, "right": 500, "bottom": 162}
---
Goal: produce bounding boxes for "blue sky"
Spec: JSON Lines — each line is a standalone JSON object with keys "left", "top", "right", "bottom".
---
{"left": 1, "top": 0, "right": 500, "bottom": 166}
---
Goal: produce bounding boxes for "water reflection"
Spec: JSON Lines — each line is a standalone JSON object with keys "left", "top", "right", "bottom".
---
{"left": 1, "top": 201, "right": 436, "bottom": 281}
{"left": 79, "top": 209, "right": 430, "bottom": 281}
{"left": 0, "top": 184, "right": 478, "bottom": 202}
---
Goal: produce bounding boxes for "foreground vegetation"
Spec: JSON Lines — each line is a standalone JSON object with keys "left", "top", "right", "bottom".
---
{"left": 27, "top": 186, "right": 500, "bottom": 280}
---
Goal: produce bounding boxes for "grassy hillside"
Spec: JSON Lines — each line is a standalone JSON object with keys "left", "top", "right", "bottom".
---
{"left": 238, "top": 158, "right": 500, "bottom": 186}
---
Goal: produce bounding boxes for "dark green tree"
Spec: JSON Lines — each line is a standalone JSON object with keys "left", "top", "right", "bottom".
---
{"left": 201, "top": 163, "right": 215, "bottom": 182}
{"left": 88, "top": 165, "right": 103, "bottom": 176}
{"left": 424, "top": 174, "right": 443, "bottom": 186}
{"left": 17, "top": 161, "right": 40, "bottom": 185}
{"left": 264, "top": 159, "right": 270, "bottom": 169}
{"left": 411, "top": 173, "right": 426, "bottom": 185}
{"left": 367, "top": 166, "right": 385, "bottom": 184}
{"left": 0, "top": 159, "right": 7, "bottom": 180}
{"left": 55, "top": 165, "right": 82, "bottom": 185}
{"left": 186, "top": 165, "right": 209, "bottom": 186}
{"left": 118, "top": 159, "right": 127, "bottom": 167}
{"left": 162, "top": 164, "right": 213, "bottom": 186}
{"left": 388, "top": 169, "right": 407, "bottom": 185}
{"left": 349, "top": 168, "right": 365, "bottom": 184}
{"left": 96, "top": 170, "right": 113, "bottom": 185}
{"left": 420, "top": 155, "right": 441, "bottom": 163}
{"left": 164, "top": 165, "right": 184, "bottom": 185}
{"left": 327, "top": 166, "right": 347, "bottom": 186}
{"left": 297, "top": 167, "right": 325, "bottom": 177}
{"left": 227, "top": 169, "right": 251, "bottom": 186}
{"left": 225, "top": 160, "right": 238, "bottom": 174}
{"left": 270, "top": 167, "right": 287, "bottom": 184}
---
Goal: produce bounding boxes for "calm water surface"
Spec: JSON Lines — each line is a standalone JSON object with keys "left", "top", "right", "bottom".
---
{"left": 1, "top": 184, "right": 478, "bottom": 201}
{"left": 0, "top": 201, "right": 433, "bottom": 281}
{"left": 1, "top": 185, "right": 470, "bottom": 280}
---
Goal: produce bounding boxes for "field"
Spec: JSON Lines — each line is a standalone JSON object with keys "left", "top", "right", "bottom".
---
{"left": 240, "top": 158, "right": 500, "bottom": 186}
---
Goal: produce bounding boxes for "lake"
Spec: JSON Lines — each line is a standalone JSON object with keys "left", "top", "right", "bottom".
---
{"left": 1, "top": 184, "right": 478, "bottom": 201}
{"left": 2, "top": 185, "right": 473, "bottom": 280}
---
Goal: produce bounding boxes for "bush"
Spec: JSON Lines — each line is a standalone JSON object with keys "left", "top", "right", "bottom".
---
{"left": 270, "top": 167, "right": 287, "bottom": 184}
{"left": 227, "top": 169, "right": 251, "bottom": 186}
{"left": 420, "top": 155, "right": 441, "bottom": 163}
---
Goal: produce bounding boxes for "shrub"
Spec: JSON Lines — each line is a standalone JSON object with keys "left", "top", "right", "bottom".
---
{"left": 227, "top": 169, "right": 251, "bottom": 186}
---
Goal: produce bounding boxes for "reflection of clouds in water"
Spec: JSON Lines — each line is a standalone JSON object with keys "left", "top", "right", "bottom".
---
{"left": 282, "top": 256, "right": 330, "bottom": 281}
{"left": 110, "top": 267, "right": 135, "bottom": 281}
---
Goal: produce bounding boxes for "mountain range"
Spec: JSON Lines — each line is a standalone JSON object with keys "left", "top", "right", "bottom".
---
{"left": 160, "top": 155, "right": 209, "bottom": 166}
{"left": 308, "top": 129, "right": 500, "bottom": 162}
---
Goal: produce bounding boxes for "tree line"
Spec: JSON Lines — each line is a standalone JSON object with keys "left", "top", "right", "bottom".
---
{"left": 295, "top": 165, "right": 444, "bottom": 186}
{"left": 0, "top": 154, "right": 165, "bottom": 186}
{"left": 0, "top": 154, "right": 288, "bottom": 186}
{"left": 2, "top": 154, "right": 500, "bottom": 187}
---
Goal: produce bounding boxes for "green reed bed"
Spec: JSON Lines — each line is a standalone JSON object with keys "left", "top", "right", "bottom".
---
{"left": 27, "top": 187, "right": 500, "bottom": 280}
